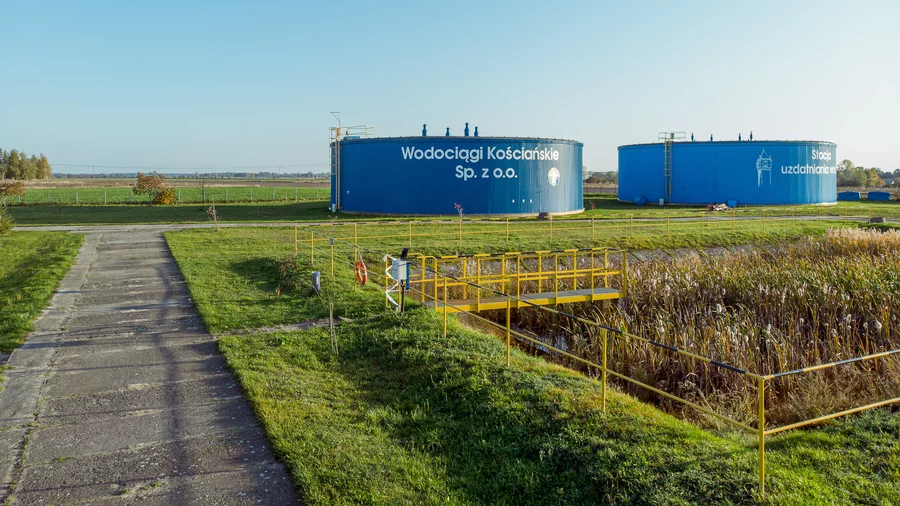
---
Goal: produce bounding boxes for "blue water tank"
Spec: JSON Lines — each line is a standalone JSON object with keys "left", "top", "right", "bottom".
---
{"left": 331, "top": 137, "right": 583, "bottom": 215}
{"left": 618, "top": 140, "right": 837, "bottom": 205}
{"left": 867, "top": 191, "right": 891, "bottom": 201}
{"left": 837, "top": 191, "right": 861, "bottom": 201}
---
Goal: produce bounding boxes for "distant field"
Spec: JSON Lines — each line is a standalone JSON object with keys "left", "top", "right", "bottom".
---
{"left": 25, "top": 178, "right": 330, "bottom": 189}
{"left": 9, "top": 186, "right": 330, "bottom": 205}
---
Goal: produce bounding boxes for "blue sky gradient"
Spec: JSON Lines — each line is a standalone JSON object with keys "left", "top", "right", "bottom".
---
{"left": 2, "top": 1, "right": 899, "bottom": 173}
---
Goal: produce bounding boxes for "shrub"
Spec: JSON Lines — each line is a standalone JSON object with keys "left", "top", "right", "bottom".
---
{"left": 0, "top": 209, "right": 12, "bottom": 235}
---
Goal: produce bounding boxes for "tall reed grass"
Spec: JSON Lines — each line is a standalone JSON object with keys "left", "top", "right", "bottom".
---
{"left": 517, "top": 229, "right": 900, "bottom": 426}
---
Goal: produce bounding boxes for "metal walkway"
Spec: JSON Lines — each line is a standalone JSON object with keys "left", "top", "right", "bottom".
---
{"left": 394, "top": 248, "right": 627, "bottom": 313}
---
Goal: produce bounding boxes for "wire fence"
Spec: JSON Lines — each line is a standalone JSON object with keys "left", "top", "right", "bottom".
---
{"left": 294, "top": 223, "right": 900, "bottom": 494}
{"left": 5, "top": 187, "right": 330, "bottom": 206}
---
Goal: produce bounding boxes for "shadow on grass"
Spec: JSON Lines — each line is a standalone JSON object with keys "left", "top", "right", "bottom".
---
{"left": 329, "top": 310, "right": 761, "bottom": 505}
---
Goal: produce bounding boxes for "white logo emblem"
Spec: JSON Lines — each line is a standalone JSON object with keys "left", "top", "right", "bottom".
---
{"left": 756, "top": 150, "right": 772, "bottom": 187}
{"left": 547, "top": 167, "right": 560, "bottom": 187}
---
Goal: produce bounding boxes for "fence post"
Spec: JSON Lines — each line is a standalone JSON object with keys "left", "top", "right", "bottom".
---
{"left": 104, "top": 190, "right": 107, "bottom": 205}
{"left": 353, "top": 246, "right": 359, "bottom": 292}
{"left": 272, "top": 188, "right": 276, "bottom": 201}
{"left": 506, "top": 218, "right": 510, "bottom": 246}
{"left": 75, "top": 190, "right": 79, "bottom": 204}
{"left": 758, "top": 377, "right": 766, "bottom": 494}
{"left": 506, "top": 295, "right": 512, "bottom": 367}
{"left": 601, "top": 328, "right": 608, "bottom": 412}
{"left": 443, "top": 277, "right": 448, "bottom": 338}
{"left": 294, "top": 226, "right": 298, "bottom": 255}
{"left": 330, "top": 240, "right": 334, "bottom": 279}
{"left": 309, "top": 231, "right": 314, "bottom": 261}
{"left": 226, "top": 189, "right": 229, "bottom": 203}
{"left": 177, "top": 189, "right": 180, "bottom": 204}
{"left": 295, "top": 188, "right": 298, "bottom": 201}
{"left": 250, "top": 188, "right": 253, "bottom": 202}
{"left": 316, "top": 188, "right": 319, "bottom": 200}
{"left": 354, "top": 223, "right": 358, "bottom": 250}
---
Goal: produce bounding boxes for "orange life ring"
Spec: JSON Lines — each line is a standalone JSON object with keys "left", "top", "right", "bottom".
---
{"left": 355, "top": 259, "right": 368, "bottom": 286}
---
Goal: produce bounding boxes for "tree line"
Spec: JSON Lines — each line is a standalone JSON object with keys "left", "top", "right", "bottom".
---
{"left": 0, "top": 149, "right": 53, "bottom": 180}
{"left": 836, "top": 159, "right": 898, "bottom": 188}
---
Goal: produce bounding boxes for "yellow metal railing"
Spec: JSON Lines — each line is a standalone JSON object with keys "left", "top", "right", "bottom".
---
{"left": 401, "top": 248, "right": 626, "bottom": 311}
{"left": 295, "top": 224, "right": 900, "bottom": 495}
{"left": 292, "top": 210, "right": 873, "bottom": 257}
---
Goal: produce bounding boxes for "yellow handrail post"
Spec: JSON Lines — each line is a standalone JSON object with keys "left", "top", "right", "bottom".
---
{"left": 516, "top": 256, "right": 521, "bottom": 299}
{"left": 354, "top": 222, "right": 358, "bottom": 250}
{"left": 506, "top": 217, "right": 510, "bottom": 246}
{"left": 433, "top": 258, "right": 438, "bottom": 302}
{"left": 309, "top": 231, "right": 314, "bottom": 262}
{"left": 601, "top": 328, "right": 608, "bottom": 412}
{"left": 442, "top": 277, "right": 448, "bottom": 338}
{"left": 554, "top": 254, "right": 559, "bottom": 300}
{"left": 476, "top": 258, "right": 481, "bottom": 310}
{"left": 758, "top": 377, "right": 766, "bottom": 494}
{"left": 604, "top": 251, "right": 609, "bottom": 289}
{"left": 294, "top": 226, "right": 298, "bottom": 255}
{"left": 506, "top": 295, "right": 512, "bottom": 367}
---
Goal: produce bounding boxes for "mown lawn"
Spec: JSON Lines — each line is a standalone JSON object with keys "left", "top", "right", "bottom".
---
{"left": 221, "top": 309, "right": 900, "bottom": 505}
{"left": 7, "top": 193, "right": 899, "bottom": 226}
{"left": 0, "top": 231, "right": 83, "bottom": 352}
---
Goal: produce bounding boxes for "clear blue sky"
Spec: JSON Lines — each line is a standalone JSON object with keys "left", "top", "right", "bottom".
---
{"left": 2, "top": 0, "right": 899, "bottom": 174}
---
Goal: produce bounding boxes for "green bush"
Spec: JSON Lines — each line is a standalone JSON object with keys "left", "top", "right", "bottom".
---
{"left": 0, "top": 209, "right": 12, "bottom": 235}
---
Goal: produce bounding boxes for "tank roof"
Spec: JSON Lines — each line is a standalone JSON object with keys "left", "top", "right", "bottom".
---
{"left": 337, "top": 135, "right": 582, "bottom": 145}
{"left": 618, "top": 139, "right": 836, "bottom": 149}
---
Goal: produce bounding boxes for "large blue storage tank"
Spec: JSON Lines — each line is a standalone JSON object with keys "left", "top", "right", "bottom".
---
{"left": 618, "top": 140, "right": 837, "bottom": 205}
{"left": 331, "top": 137, "right": 583, "bottom": 215}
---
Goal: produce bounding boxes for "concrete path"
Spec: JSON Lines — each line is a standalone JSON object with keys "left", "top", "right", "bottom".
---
{"left": 0, "top": 230, "right": 296, "bottom": 504}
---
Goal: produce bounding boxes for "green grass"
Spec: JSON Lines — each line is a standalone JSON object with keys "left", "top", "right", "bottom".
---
{"left": 8, "top": 202, "right": 341, "bottom": 226}
{"left": 578, "top": 194, "right": 900, "bottom": 220}
{"left": 165, "top": 220, "right": 854, "bottom": 332}
{"left": 0, "top": 231, "right": 83, "bottom": 352}
{"left": 10, "top": 186, "right": 329, "bottom": 205}
{"left": 220, "top": 309, "right": 900, "bottom": 505}
{"left": 7, "top": 193, "right": 898, "bottom": 227}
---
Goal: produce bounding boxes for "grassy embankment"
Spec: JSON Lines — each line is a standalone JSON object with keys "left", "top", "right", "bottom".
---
{"left": 0, "top": 232, "right": 83, "bottom": 353}
{"left": 8, "top": 194, "right": 899, "bottom": 226}
{"left": 217, "top": 309, "right": 900, "bottom": 505}
{"left": 165, "top": 221, "right": 900, "bottom": 504}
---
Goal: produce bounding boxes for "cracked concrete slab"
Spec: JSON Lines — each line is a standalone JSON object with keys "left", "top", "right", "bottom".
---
{"left": 0, "top": 229, "right": 296, "bottom": 504}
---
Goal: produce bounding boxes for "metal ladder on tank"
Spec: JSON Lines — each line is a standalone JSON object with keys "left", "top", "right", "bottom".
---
{"left": 329, "top": 122, "right": 376, "bottom": 211}
{"left": 659, "top": 132, "right": 685, "bottom": 203}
